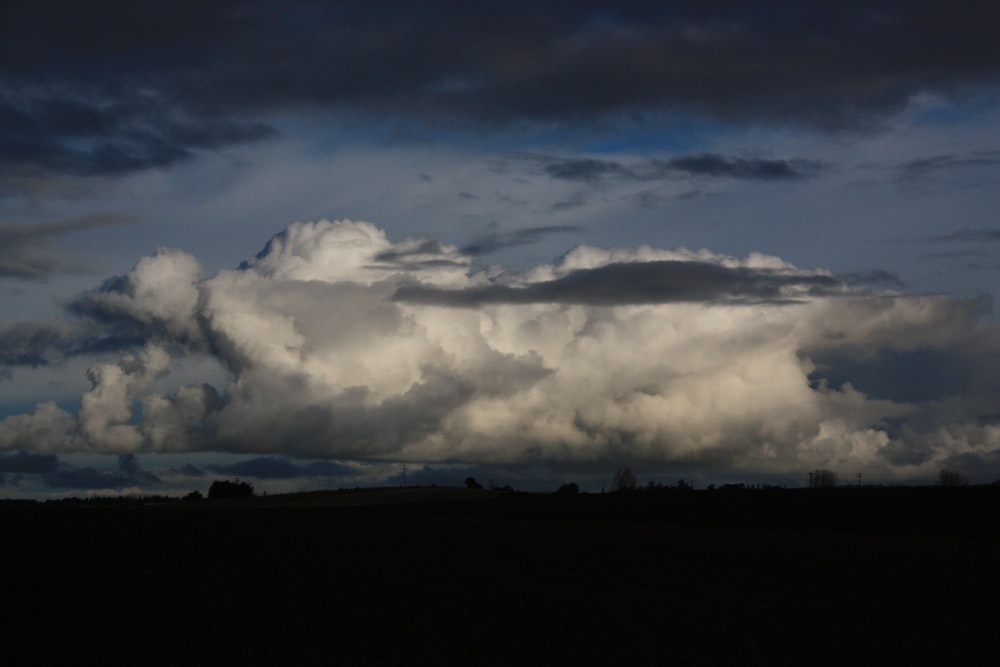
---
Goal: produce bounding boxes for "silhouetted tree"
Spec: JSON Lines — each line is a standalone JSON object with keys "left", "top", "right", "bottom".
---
{"left": 938, "top": 469, "right": 969, "bottom": 487}
{"left": 208, "top": 479, "right": 254, "bottom": 499}
{"left": 612, "top": 467, "right": 637, "bottom": 492}
{"left": 807, "top": 469, "right": 838, "bottom": 488}
{"left": 676, "top": 479, "right": 694, "bottom": 491}
{"left": 183, "top": 490, "right": 203, "bottom": 502}
{"left": 555, "top": 482, "right": 580, "bottom": 495}
{"left": 465, "top": 476, "right": 483, "bottom": 489}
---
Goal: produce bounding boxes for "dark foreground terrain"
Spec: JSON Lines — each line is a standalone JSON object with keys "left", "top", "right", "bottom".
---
{"left": 3, "top": 487, "right": 999, "bottom": 665}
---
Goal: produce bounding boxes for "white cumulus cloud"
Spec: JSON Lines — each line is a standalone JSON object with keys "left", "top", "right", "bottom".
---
{"left": 1, "top": 218, "right": 998, "bottom": 482}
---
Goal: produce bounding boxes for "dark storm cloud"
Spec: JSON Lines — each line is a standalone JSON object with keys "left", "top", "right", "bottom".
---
{"left": 3, "top": 1, "right": 1000, "bottom": 184}
{"left": 42, "top": 453, "right": 158, "bottom": 489}
{"left": 0, "top": 212, "right": 137, "bottom": 279}
{"left": 0, "top": 451, "right": 58, "bottom": 474}
{"left": 0, "top": 87, "right": 274, "bottom": 177}
{"left": 395, "top": 260, "right": 841, "bottom": 307}
{"left": 205, "top": 457, "right": 356, "bottom": 480}
{"left": 461, "top": 225, "right": 583, "bottom": 256}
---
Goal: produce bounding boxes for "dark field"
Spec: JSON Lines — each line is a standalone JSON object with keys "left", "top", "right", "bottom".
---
{"left": 4, "top": 487, "right": 999, "bottom": 665}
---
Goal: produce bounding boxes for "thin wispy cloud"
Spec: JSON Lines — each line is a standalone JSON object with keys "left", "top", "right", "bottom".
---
{"left": 461, "top": 225, "right": 583, "bottom": 256}
{"left": 531, "top": 154, "right": 825, "bottom": 184}
{"left": 656, "top": 155, "right": 825, "bottom": 181}
{"left": 900, "top": 150, "right": 1000, "bottom": 176}
{"left": 0, "top": 212, "right": 138, "bottom": 279}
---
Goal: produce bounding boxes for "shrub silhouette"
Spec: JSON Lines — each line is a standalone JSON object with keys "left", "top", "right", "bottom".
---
{"left": 208, "top": 479, "right": 254, "bottom": 499}
{"left": 807, "top": 469, "right": 838, "bottom": 488}
{"left": 938, "top": 469, "right": 969, "bottom": 487}
{"left": 612, "top": 467, "right": 637, "bottom": 492}
{"left": 465, "top": 477, "right": 483, "bottom": 489}
{"left": 555, "top": 482, "right": 580, "bottom": 495}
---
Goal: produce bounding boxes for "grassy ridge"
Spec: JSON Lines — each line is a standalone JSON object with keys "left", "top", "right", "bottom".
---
{"left": 5, "top": 488, "right": 998, "bottom": 665}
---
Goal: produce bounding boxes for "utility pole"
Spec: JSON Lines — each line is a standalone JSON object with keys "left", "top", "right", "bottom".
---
{"left": 401, "top": 464, "right": 407, "bottom": 488}
{"left": 856, "top": 472, "right": 863, "bottom": 488}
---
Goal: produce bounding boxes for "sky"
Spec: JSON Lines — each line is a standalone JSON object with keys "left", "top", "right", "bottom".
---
{"left": 2, "top": 1, "right": 1000, "bottom": 497}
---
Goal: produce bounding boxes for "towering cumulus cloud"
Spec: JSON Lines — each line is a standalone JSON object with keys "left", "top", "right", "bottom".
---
{"left": 1, "top": 220, "right": 998, "bottom": 481}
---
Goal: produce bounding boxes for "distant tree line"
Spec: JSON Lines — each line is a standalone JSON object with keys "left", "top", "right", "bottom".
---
{"left": 803, "top": 468, "right": 974, "bottom": 489}
{"left": 23, "top": 495, "right": 178, "bottom": 507}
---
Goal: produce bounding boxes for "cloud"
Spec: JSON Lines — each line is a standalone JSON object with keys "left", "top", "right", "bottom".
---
{"left": 0, "top": 212, "right": 138, "bottom": 279}
{"left": 205, "top": 456, "right": 356, "bottom": 480}
{"left": 460, "top": 225, "right": 583, "bottom": 256}
{"left": 0, "top": 401, "right": 81, "bottom": 453}
{"left": 838, "top": 270, "right": 906, "bottom": 288}
{"left": 68, "top": 248, "right": 206, "bottom": 345}
{"left": 0, "top": 86, "right": 274, "bottom": 178}
{"left": 3, "top": 1, "right": 1000, "bottom": 190}
{"left": 535, "top": 154, "right": 824, "bottom": 184}
{"left": 0, "top": 451, "right": 58, "bottom": 474}
{"left": 0, "top": 320, "right": 97, "bottom": 369}
{"left": 543, "top": 158, "right": 635, "bottom": 182}
{"left": 394, "top": 260, "right": 842, "bottom": 307}
{"left": 42, "top": 453, "right": 159, "bottom": 489}
{"left": 1, "top": 219, "right": 998, "bottom": 483}
{"left": 655, "top": 155, "right": 825, "bottom": 181}
{"left": 900, "top": 150, "right": 1000, "bottom": 177}
{"left": 0, "top": 345, "right": 173, "bottom": 454}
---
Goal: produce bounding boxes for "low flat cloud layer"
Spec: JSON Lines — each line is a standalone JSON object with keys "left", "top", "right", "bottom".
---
{"left": 1, "top": 219, "right": 998, "bottom": 487}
